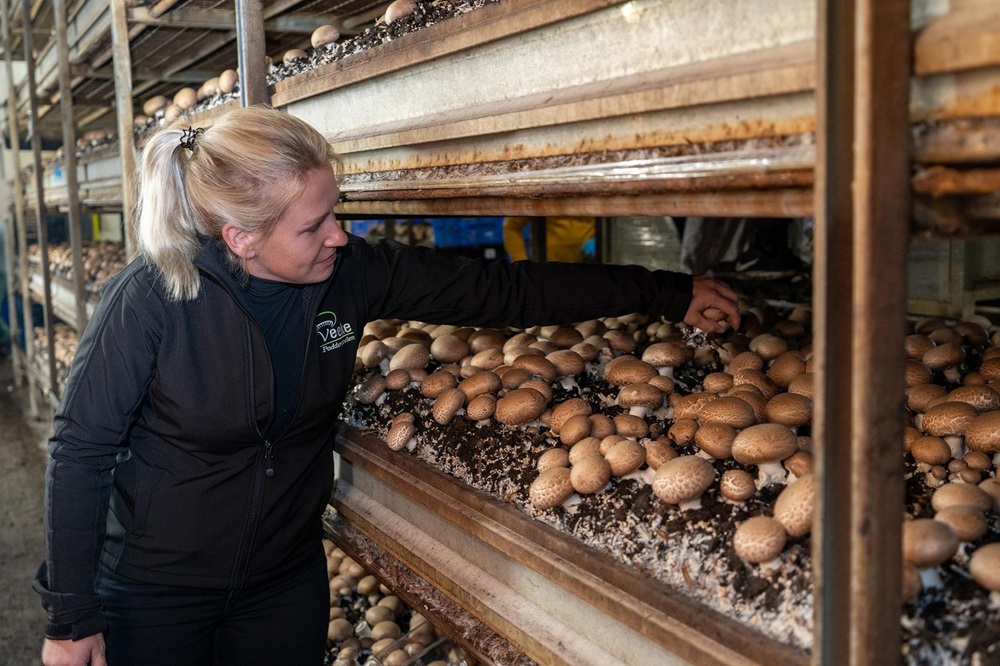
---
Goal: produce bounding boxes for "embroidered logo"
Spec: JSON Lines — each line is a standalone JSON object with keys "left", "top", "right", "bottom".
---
{"left": 315, "top": 311, "right": 356, "bottom": 354}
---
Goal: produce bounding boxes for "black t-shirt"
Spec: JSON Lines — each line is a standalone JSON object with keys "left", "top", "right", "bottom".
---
{"left": 235, "top": 275, "right": 306, "bottom": 438}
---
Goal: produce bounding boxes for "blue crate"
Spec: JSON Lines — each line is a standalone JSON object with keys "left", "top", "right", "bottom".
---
{"left": 430, "top": 218, "right": 505, "bottom": 248}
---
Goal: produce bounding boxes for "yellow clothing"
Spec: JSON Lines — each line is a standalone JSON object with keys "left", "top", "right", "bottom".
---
{"left": 503, "top": 216, "right": 596, "bottom": 262}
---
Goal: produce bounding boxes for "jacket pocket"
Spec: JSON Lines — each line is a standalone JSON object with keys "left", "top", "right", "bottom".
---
{"left": 112, "top": 456, "right": 163, "bottom": 538}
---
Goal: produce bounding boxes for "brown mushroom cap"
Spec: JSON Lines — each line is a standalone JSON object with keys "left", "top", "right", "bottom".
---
{"left": 389, "top": 343, "right": 431, "bottom": 372}
{"left": 733, "top": 516, "right": 787, "bottom": 564}
{"left": 694, "top": 423, "right": 736, "bottom": 460}
{"left": 537, "top": 447, "right": 570, "bottom": 472}
{"left": 651, "top": 455, "right": 716, "bottom": 505}
{"left": 719, "top": 469, "right": 756, "bottom": 502}
{"left": 905, "top": 360, "right": 935, "bottom": 388}
{"left": 910, "top": 436, "right": 953, "bottom": 466}
{"left": 979, "top": 478, "right": 1000, "bottom": 511}
{"left": 644, "top": 437, "right": 678, "bottom": 470}
{"left": 728, "top": 351, "right": 765, "bottom": 373}
{"left": 466, "top": 394, "right": 497, "bottom": 421}
{"left": 902, "top": 518, "right": 959, "bottom": 567}
{"left": 605, "top": 358, "right": 658, "bottom": 386}
{"left": 613, "top": 414, "right": 649, "bottom": 439}
{"left": 546, "top": 349, "right": 587, "bottom": 377}
{"left": 698, "top": 396, "right": 756, "bottom": 429}
{"left": 311, "top": 24, "right": 340, "bottom": 49}
{"left": 457, "top": 371, "right": 501, "bottom": 403}
{"left": 641, "top": 342, "right": 690, "bottom": 370}
{"left": 549, "top": 398, "right": 593, "bottom": 434}
{"left": 922, "top": 342, "right": 965, "bottom": 372}
{"left": 470, "top": 348, "right": 505, "bottom": 371}
{"left": 143, "top": 95, "right": 170, "bottom": 116}
{"left": 773, "top": 474, "right": 816, "bottom": 537}
{"left": 946, "top": 385, "right": 1000, "bottom": 412}
{"left": 511, "top": 354, "right": 558, "bottom": 383}
{"left": 907, "top": 383, "right": 948, "bottom": 412}
{"left": 980, "top": 357, "right": 1000, "bottom": 382}
{"left": 559, "top": 414, "right": 593, "bottom": 446}
{"left": 529, "top": 467, "right": 574, "bottom": 509}
{"left": 420, "top": 369, "right": 458, "bottom": 398}
{"left": 786, "top": 372, "right": 815, "bottom": 400}
{"left": 385, "top": 421, "right": 415, "bottom": 451}
{"left": 732, "top": 369, "right": 778, "bottom": 400}
{"left": 668, "top": 417, "right": 699, "bottom": 445}
{"left": 672, "top": 392, "right": 718, "bottom": 421}
{"left": 430, "top": 334, "right": 470, "bottom": 364}
{"left": 767, "top": 351, "right": 807, "bottom": 389}
{"left": 931, "top": 481, "right": 995, "bottom": 513}
{"left": 283, "top": 48, "right": 308, "bottom": 63}
{"left": 432, "top": 388, "right": 466, "bottom": 425}
{"left": 617, "top": 383, "right": 664, "bottom": 412}
{"left": 570, "top": 454, "right": 612, "bottom": 494}
{"left": 748, "top": 334, "right": 788, "bottom": 361}
{"left": 384, "top": 368, "right": 411, "bottom": 391}
{"left": 969, "top": 543, "right": 1000, "bottom": 592}
{"left": 495, "top": 388, "right": 548, "bottom": 426}
{"left": 731, "top": 423, "right": 799, "bottom": 465}
{"left": 702, "top": 372, "right": 734, "bottom": 393}
{"left": 763, "top": 393, "right": 813, "bottom": 428}
{"left": 964, "top": 410, "right": 1000, "bottom": 453}
{"left": 357, "top": 375, "right": 386, "bottom": 404}
{"left": 934, "top": 505, "right": 988, "bottom": 542}
{"left": 920, "top": 401, "right": 978, "bottom": 437}
{"left": 384, "top": 0, "right": 418, "bottom": 23}
{"left": 605, "top": 439, "right": 645, "bottom": 476}
{"left": 568, "top": 437, "right": 602, "bottom": 465}
{"left": 904, "top": 334, "right": 936, "bottom": 360}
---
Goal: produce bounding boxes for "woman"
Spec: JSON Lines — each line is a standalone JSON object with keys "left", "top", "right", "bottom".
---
{"left": 35, "top": 105, "right": 739, "bottom": 666}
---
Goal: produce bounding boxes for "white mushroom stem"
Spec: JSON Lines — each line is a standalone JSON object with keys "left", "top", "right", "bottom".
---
{"left": 914, "top": 462, "right": 932, "bottom": 474}
{"left": 755, "top": 461, "right": 788, "bottom": 489}
{"left": 658, "top": 367, "right": 675, "bottom": 379}
{"left": 375, "top": 392, "right": 387, "bottom": 406}
{"left": 924, "top": 472, "right": 946, "bottom": 488}
{"left": 378, "top": 358, "right": 391, "bottom": 374}
{"left": 695, "top": 450, "right": 714, "bottom": 461}
{"left": 944, "top": 367, "right": 961, "bottom": 384}
{"left": 918, "top": 567, "right": 943, "bottom": 590}
{"left": 561, "top": 494, "right": 583, "bottom": 513}
{"left": 629, "top": 405, "right": 649, "bottom": 418}
{"left": 678, "top": 497, "right": 703, "bottom": 511}
{"left": 994, "top": 452, "right": 1000, "bottom": 468}
{"left": 913, "top": 414, "right": 923, "bottom": 430}
{"left": 944, "top": 435, "right": 965, "bottom": 459}
{"left": 405, "top": 437, "right": 417, "bottom": 452}
{"left": 560, "top": 377, "right": 579, "bottom": 391}
{"left": 758, "top": 557, "right": 782, "bottom": 576}
{"left": 624, "top": 468, "right": 656, "bottom": 485}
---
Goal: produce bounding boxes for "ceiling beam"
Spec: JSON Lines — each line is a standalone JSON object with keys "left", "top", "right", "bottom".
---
{"left": 127, "top": 6, "right": 339, "bottom": 34}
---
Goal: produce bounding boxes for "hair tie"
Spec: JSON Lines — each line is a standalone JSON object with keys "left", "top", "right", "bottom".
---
{"left": 180, "top": 126, "right": 204, "bottom": 151}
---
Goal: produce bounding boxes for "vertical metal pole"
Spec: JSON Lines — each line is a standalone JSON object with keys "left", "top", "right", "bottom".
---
{"left": 54, "top": 0, "right": 87, "bottom": 333}
{"left": 528, "top": 217, "right": 546, "bottom": 261}
{"left": 235, "top": 0, "right": 269, "bottom": 106}
{"left": 110, "top": 0, "right": 137, "bottom": 259}
{"left": 813, "top": 0, "right": 911, "bottom": 663}
{"left": 2, "top": 0, "right": 32, "bottom": 408}
{"left": 22, "top": 0, "right": 58, "bottom": 403}
{"left": 0, "top": 141, "right": 21, "bottom": 380}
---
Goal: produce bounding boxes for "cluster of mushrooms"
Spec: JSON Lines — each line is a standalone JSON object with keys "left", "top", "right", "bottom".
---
{"left": 28, "top": 241, "right": 127, "bottom": 297}
{"left": 136, "top": 0, "right": 422, "bottom": 132}
{"left": 324, "top": 539, "right": 464, "bottom": 666}
{"left": 32, "top": 322, "right": 77, "bottom": 393}
{"left": 351, "top": 304, "right": 1000, "bottom": 599}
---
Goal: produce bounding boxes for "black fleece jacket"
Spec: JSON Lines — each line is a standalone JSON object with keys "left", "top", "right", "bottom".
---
{"left": 34, "top": 234, "right": 693, "bottom": 640}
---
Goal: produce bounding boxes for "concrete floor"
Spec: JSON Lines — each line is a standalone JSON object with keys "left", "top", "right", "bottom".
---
{"left": 0, "top": 356, "right": 52, "bottom": 665}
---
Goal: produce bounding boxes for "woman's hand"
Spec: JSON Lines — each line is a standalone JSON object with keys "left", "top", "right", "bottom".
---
{"left": 42, "top": 635, "right": 107, "bottom": 666}
{"left": 685, "top": 276, "right": 741, "bottom": 333}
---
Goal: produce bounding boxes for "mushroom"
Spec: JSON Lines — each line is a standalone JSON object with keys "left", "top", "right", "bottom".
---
{"left": 773, "top": 474, "right": 815, "bottom": 537}
{"left": 431, "top": 388, "right": 466, "bottom": 425}
{"left": 605, "top": 357, "right": 658, "bottom": 386}
{"left": 612, "top": 414, "right": 649, "bottom": 439}
{"left": 605, "top": 439, "right": 645, "bottom": 476}
{"left": 693, "top": 422, "right": 736, "bottom": 460}
{"left": 384, "top": 0, "right": 418, "bottom": 23}
{"left": 173, "top": 87, "right": 197, "bottom": 111}
{"left": 933, "top": 505, "right": 988, "bottom": 542}
{"left": 616, "top": 383, "right": 664, "bottom": 418}
{"left": 672, "top": 392, "right": 718, "bottom": 421}
{"left": 641, "top": 342, "right": 689, "bottom": 378}
{"left": 963, "top": 410, "right": 1000, "bottom": 465}
{"left": 430, "top": 334, "right": 469, "bottom": 363}
{"left": 644, "top": 437, "right": 678, "bottom": 470}
{"left": 946, "top": 384, "right": 1000, "bottom": 412}
{"left": 311, "top": 24, "right": 340, "bottom": 50}
{"left": 702, "top": 372, "right": 734, "bottom": 393}
{"left": 766, "top": 351, "right": 807, "bottom": 389}
{"left": 651, "top": 455, "right": 716, "bottom": 508}
{"left": 420, "top": 369, "right": 457, "bottom": 398}
{"left": 588, "top": 413, "right": 616, "bottom": 439}
{"left": 728, "top": 351, "right": 765, "bottom": 373}
{"left": 922, "top": 342, "right": 965, "bottom": 384}
{"left": 930, "top": 481, "right": 995, "bottom": 514}
{"left": 570, "top": 454, "right": 612, "bottom": 494}
{"left": 537, "top": 447, "right": 570, "bottom": 472}
{"left": 733, "top": 516, "right": 787, "bottom": 565}
{"left": 529, "top": 467, "right": 574, "bottom": 510}
{"left": 731, "top": 423, "right": 799, "bottom": 488}
{"left": 494, "top": 388, "right": 548, "bottom": 426}
{"left": 902, "top": 518, "right": 959, "bottom": 588}
{"left": 904, "top": 334, "right": 936, "bottom": 360}
{"left": 699, "top": 396, "right": 758, "bottom": 431}
{"left": 457, "top": 370, "right": 501, "bottom": 403}
{"left": 511, "top": 354, "right": 558, "bottom": 383}
{"left": 907, "top": 383, "right": 948, "bottom": 412}
{"left": 384, "top": 368, "right": 411, "bottom": 391}
{"left": 787, "top": 372, "right": 815, "bottom": 400}
{"left": 920, "top": 401, "right": 978, "bottom": 459}
{"left": 568, "top": 437, "right": 602, "bottom": 465}
{"left": 356, "top": 375, "right": 386, "bottom": 405}
{"left": 559, "top": 414, "right": 593, "bottom": 446}
{"left": 910, "top": 436, "right": 953, "bottom": 468}
{"left": 732, "top": 369, "right": 778, "bottom": 400}
{"left": 969, "top": 543, "right": 1000, "bottom": 592}
{"left": 667, "top": 418, "right": 699, "bottom": 446}
{"left": 719, "top": 469, "right": 756, "bottom": 502}
{"left": 763, "top": 393, "right": 813, "bottom": 431}
{"left": 549, "top": 398, "right": 592, "bottom": 434}
{"left": 470, "top": 348, "right": 505, "bottom": 370}
{"left": 283, "top": 48, "right": 309, "bottom": 64}
{"left": 466, "top": 394, "right": 497, "bottom": 422}
{"left": 142, "top": 95, "right": 169, "bottom": 116}
{"left": 389, "top": 343, "right": 430, "bottom": 372}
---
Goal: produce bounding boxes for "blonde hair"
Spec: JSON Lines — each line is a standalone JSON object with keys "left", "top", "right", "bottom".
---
{"left": 136, "top": 105, "right": 339, "bottom": 301}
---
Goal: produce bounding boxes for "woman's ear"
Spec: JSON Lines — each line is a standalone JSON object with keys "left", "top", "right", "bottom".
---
{"left": 222, "top": 223, "right": 257, "bottom": 259}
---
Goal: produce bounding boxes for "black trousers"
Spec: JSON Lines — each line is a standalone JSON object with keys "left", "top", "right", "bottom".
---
{"left": 97, "top": 549, "right": 329, "bottom": 666}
